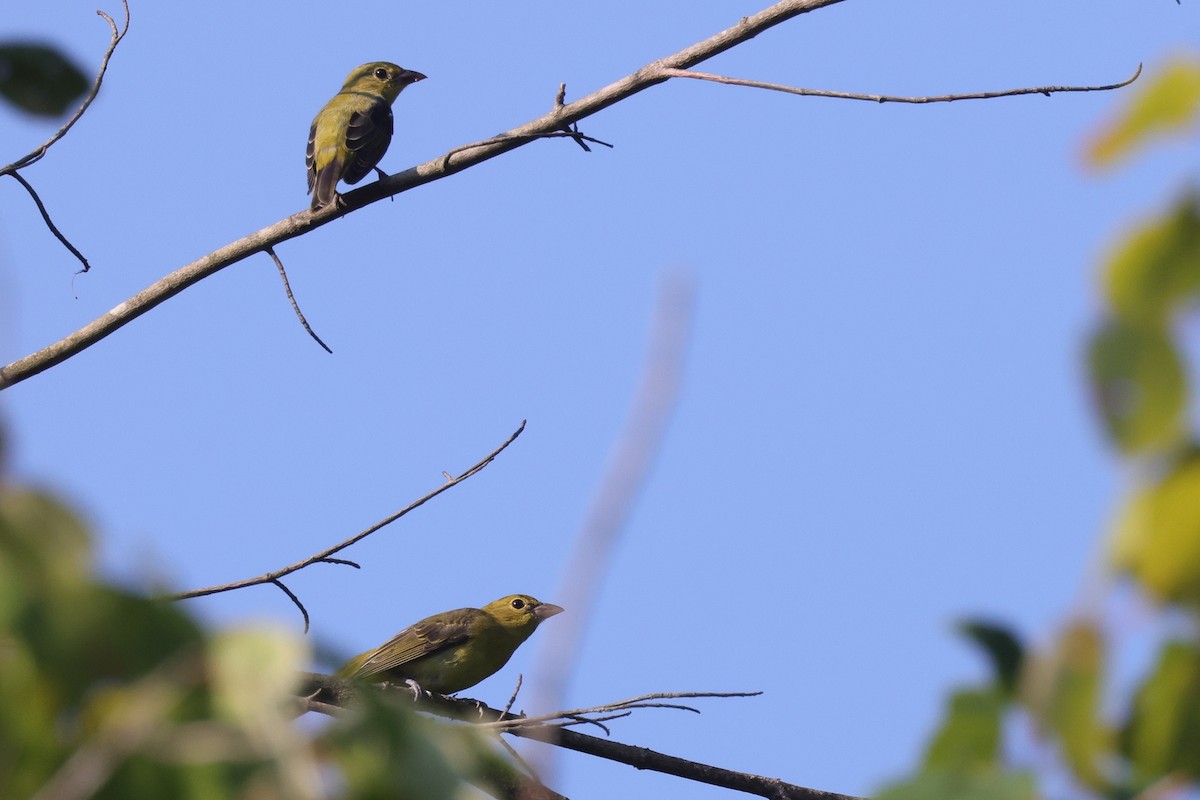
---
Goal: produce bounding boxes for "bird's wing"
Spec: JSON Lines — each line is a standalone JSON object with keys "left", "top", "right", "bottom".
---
{"left": 341, "top": 99, "right": 394, "bottom": 186}
{"left": 305, "top": 120, "right": 319, "bottom": 193}
{"left": 349, "top": 608, "right": 478, "bottom": 680}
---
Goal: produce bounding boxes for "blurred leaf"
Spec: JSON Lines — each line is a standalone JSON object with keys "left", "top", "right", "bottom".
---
{"left": 324, "top": 691, "right": 465, "bottom": 800}
{"left": 1087, "top": 57, "right": 1200, "bottom": 167}
{"left": 1020, "top": 621, "right": 1111, "bottom": 792}
{"left": 1110, "top": 450, "right": 1200, "bottom": 604}
{"left": 1087, "top": 318, "right": 1186, "bottom": 455}
{"left": 0, "top": 42, "right": 88, "bottom": 117}
{"left": 957, "top": 620, "right": 1025, "bottom": 697}
{"left": 1102, "top": 196, "right": 1200, "bottom": 327}
{"left": 1123, "top": 640, "right": 1200, "bottom": 786}
{"left": 923, "top": 688, "right": 1005, "bottom": 772}
{"left": 878, "top": 770, "right": 1038, "bottom": 800}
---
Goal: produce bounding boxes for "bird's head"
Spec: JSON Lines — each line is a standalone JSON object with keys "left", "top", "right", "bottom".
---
{"left": 483, "top": 594, "right": 564, "bottom": 633}
{"left": 343, "top": 61, "right": 427, "bottom": 103}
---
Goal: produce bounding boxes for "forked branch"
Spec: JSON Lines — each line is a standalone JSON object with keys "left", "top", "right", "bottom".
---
{"left": 0, "top": 0, "right": 1138, "bottom": 390}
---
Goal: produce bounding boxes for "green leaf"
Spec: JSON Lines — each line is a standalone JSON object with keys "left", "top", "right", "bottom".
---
{"left": 1102, "top": 196, "right": 1200, "bottom": 327}
{"left": 1087, "top": 318, "right": 1186, "bottom": 455}
{"left": 957, "top": 620, "right": 1025, "bottom": 697}
{"left": 1110, "top": 450, "right": 1200, "bottom": 605}
{"left": 877, "top": 770, "right": 1038, "bottom": 800}
{"left": 923, "top": 688, "right": 1005, "bottom": 773}
{"left": 1087, "top": 58, "right": 1200, "bottom": 167}
{"left": 0, "top": 43, "right": 88, "bottom": 117}
{"left": 1123, "top": 640, "right": 1200, "bottom": 785}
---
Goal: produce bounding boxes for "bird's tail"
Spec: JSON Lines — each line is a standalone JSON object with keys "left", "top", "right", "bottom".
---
{"left": 310, "top": 159, "right": 342, "bottom": 210}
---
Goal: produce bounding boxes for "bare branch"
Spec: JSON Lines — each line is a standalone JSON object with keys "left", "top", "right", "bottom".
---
{"left": 6, "top": 171, "right": 91, "bottom": 271}
{"left": 167, "top": 421, "right": 526, "bottom": 620}
{"left": 661, "top": 62, "right": 1142, "bottom": 103}
{"left": 1, "top": 0, "right": 131, "bottom": 175}
{"left": 299, "top": 674, "right": 863, "bottom": 800}
{"left": 0, "top": 0, "right": 1135, "bottom": 390}
{"left": 265, "top": 246, "right": 332, "bottom": 354}
{"left": 0, "top": 0, "right": 848, "bottom": 390}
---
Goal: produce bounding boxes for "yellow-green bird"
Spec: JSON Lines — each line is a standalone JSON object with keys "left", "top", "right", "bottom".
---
{"left": 306, "top": 61, "right": 426, "bottom": 210}
{"left": 339, "top": 595, "right": 564, "bottom": 695}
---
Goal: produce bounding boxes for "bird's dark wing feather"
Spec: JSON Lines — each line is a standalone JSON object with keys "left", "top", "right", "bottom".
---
{"left": 341, "top": 100, "right": 394, "bottom": 186}
{"left": 349, "top": 607, "right": 479, "bottom": 679}
{"left": 305, "top": 121, "right": 319, "bottom": 193}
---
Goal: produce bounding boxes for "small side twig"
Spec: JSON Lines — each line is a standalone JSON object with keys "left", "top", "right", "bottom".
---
{"left": 167, "top": 421, "right": 527, "bottom": 627}
{"left": 442, "top": 130, "right": 612, "bottom": 170}
{"left": 7, "top": 171, "right": 90, "bottom": 272}
{"left": 555, "top": 83, "right": 592, "bottom": 152}
{"left": 266, "top": 246, "right": 332, "bottom": 353}
{"left": 660, "top": 62, "right": 1143, "bottom": 104}
{"left": 270, "top": 578, "right": 310, "bottom": 634}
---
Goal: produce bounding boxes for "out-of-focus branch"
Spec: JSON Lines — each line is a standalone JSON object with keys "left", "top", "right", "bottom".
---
{"left": 168, "top": 421, "right": 526, "bottom": 631}
{"left": 525, "top": 271, "right": 693, "bottom": 780}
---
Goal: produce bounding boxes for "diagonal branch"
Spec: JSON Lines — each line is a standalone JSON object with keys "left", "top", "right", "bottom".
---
{"left": 0, "top": 0, "right": 847, "bottom": 390}
{"left": 1, "top": 0, "right": 131, "bottom": 175}
{"left": 300, "top": 675, "right": 865, "bottom": 800}
{"left": 168, "top": 421, "right": 525, "bottom": 618}
{"left": 0, "top": 0, "right": 1136, "bottom": 391}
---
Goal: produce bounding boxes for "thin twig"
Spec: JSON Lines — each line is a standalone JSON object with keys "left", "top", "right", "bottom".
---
{"left": 1, "top": 0, "right": 131, "bottom": 174}
{"left": 270, "top": 578, "right": 310, "bottom": 634}
{"left": 266, "top": 246, "right": 332, "bottom": 354}
{"left": 6, "top": 171, "right": 91, "bottom": 271}
{"left": 441, "top": 130, "right": 612, "bottom": 170}
{"left": 168, "top": 422, "right": 526, "bottom": 618}
{"left": 661, "top": 62, "right": 1143, "bottom": 103}
{"left": 502, "top": 674, "right": 523, "bottom": 719}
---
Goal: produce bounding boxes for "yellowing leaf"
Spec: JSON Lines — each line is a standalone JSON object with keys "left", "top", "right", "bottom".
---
{"left": 1020, "top": 621, "right": 1110, "bottom": 792}
{"left": 1102, "top": 197, "right": 1200, "bottom": 327}
{"left": 1087, "top": 318, "right": 1186, "bottom": 455}
{"left": 1087, "top": 58, "right": 1200, "bottom": 168}
{"left": 1110, "top": 451, "right": 1200, "bottom": 604}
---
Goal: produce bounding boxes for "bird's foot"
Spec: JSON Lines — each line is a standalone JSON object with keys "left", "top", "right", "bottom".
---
{"left": 404, "top": 679, "right": 425, "bottom": 702}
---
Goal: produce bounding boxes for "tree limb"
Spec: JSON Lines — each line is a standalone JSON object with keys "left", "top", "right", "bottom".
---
{"left": 0, "top": 0, "right": 1136, "bottom": 390}
{"left": 0, "top": 0, "right": 846, "bottom": 390}
{"left": 299, "top": 674, "right": 865, "bottom": 800}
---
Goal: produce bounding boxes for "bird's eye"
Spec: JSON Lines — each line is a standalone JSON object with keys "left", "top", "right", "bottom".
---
{"left": 374, "top": 68, "right": 389, "bottom": 80}
{"left": 511, "top": 598, "right": 526, "bottom": 610}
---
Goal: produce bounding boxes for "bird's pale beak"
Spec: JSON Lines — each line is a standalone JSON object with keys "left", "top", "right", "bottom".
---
{"left": 533, "top": 603, "right": 564, "bottom": 620}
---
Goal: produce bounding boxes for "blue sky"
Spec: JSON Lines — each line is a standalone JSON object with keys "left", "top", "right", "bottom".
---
{"left": 2, "top": 1, "right": 1199, "bottom": 798}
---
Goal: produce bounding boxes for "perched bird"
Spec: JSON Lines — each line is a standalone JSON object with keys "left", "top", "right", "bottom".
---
{"left": 339, "top": 595, "right": 564, "bottom": 695}
{"left": 306, "top": 61, "right": 426, "bottom": 210}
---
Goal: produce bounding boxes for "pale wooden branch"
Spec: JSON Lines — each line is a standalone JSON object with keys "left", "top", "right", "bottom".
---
{"left": 299, "top": 674, "right": 865, "bottom": 800}
{"left": 660, "top": 62, "right": 1142, "bottom": 103}
{"left": 1, "top": 0, "right": 131, "bottom": 175}
{"left": 0, "top": 0, "right": 847, "bottom": 390}
{"left": 167, "top": 421, "right": 526, "bottom": 626}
